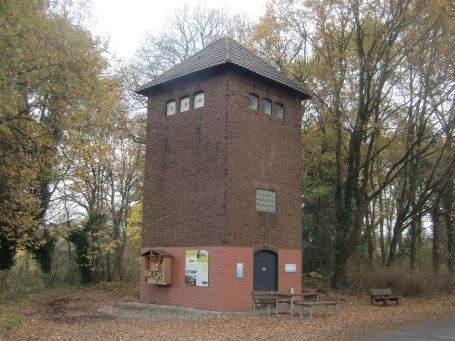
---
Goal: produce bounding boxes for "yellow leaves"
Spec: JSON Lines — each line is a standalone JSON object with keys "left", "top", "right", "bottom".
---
{"left": 125, "top": 202, "right": 142, "bottom": 243}
{"left": 309, "top": 271, "right": 323, "bottom": 279}
{"left": 90, "top": 230, "right": 120, "bottom": 253}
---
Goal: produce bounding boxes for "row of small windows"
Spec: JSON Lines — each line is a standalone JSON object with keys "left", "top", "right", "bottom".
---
{"left": 165, "top": 92, "right": 283, "bottom": 119}
{"left": 249, "top": 94, "right": 284, "bottom": 120}
{"left": 166, "top": 92, "right": 204, "bottom": 116}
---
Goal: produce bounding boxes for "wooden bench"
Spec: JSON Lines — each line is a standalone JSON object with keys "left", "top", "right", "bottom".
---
{"left": 251, "top": 291, "right": 291, "bottom": 315}
{"left": 294, "top": 301, "right": 341, "bottom": 319}
{"left": 370, "top": 288, "right": 402, "bottom": 305}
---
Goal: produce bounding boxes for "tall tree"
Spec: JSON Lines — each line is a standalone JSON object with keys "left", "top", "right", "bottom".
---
{"left": 251, "top": 0, "right": 455, "bottom": 287}
{"left": 50, "top": 86, "right": 144, "bottom": 281}
{"left": 0, "top": 0, "right": 109, "bottom": 269}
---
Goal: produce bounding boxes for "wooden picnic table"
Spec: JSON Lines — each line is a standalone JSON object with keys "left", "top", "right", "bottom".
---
{"left": 272, "top": 292, "right": 320, "bottom": 317}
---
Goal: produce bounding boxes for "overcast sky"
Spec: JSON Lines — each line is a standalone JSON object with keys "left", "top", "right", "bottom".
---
{"left": 92, "top": 0, "right": 268, "bottom": 58}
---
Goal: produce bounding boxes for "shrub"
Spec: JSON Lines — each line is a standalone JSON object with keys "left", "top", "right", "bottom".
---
{"left": 28, "top": 229, "right": 57, "bottom": 274}
{"left": 345, "top": 265, "right": 455, "bottom": 297}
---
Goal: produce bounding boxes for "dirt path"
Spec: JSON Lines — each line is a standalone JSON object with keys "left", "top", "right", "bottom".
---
{"left": 1, "top": 281, "right": 455, "bottom": 341}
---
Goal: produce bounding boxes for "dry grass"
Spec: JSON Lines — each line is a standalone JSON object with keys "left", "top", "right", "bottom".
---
{"left": 1, "top": 281, "right": 455, "bottom": 341}
{"left": 344, "top": 266, "right": 455, "bottom": 297}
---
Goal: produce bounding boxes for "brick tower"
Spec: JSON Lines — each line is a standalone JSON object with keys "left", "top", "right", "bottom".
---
{"left": 136, "top": 37, "right": 311, "bottom": 311}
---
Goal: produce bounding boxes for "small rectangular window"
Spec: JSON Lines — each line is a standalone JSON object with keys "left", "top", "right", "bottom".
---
{"left": 249, "top": 94, "right": 258, "bottom": 110}
{"left": 180, "top": 96, "right": 190, "bottom": 112}
{"left": 275, "top": 104, "right": 284, "bottom": 120}
{"left": 256, "top": 189, "right": 276, "bottom": 213}
{"left": 263, "top": 99, "right": 272, "bottom": 115}
{"left": 194, "top": 92, "right": 204, "bottom": 108}
{"left": 166, "top": 100, "right": 176, "bottom": 116}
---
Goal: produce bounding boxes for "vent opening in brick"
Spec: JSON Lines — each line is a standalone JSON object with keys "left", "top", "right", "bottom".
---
{"left": 256, "top": 189, "right": 276, "bottom": 213}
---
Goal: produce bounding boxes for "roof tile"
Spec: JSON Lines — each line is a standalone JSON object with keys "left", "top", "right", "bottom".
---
{"left": 136, "top": 37, "right": 311, "bottom": 99}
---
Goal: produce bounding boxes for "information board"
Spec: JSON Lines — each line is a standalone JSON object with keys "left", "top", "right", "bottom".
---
{"left": 185, "top": 250, "right": 209, "bottom": 286}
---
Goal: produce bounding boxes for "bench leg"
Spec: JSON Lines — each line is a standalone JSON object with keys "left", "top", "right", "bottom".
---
{"left": 252, "top": 301, "right": 275, "bottom": 315}
{"left": 334, "top": 304, "right": 338, "bottom": 317}
{"left": 299, "top": 305, "right": 309, "bottom": 319}
{"left": 276, "top": 297, "right": 279, "bottom": 317}
{"left": 292, "top": 299, "right": 294, "bottom": 318}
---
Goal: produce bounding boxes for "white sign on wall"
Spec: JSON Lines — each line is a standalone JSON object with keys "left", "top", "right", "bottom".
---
{"left": 284, "top": 264, "right": 297, "bottom": 273}
{"left": 236, "top": 263, "right": 243, "bottom": 278}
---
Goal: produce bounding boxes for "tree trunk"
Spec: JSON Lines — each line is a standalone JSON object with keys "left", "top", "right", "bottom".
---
{"left": 379, "top": 220, "right": 386, "bottom": 266}
{"left": 0, "top": 270, "right": 8, "bottom": 297}
{"left": 443, "top": 177, "right": 455, "bottom": 273}
{"left": 409, "top": 210, "right": 418, "bottom": 271}
{"left": 333, "top": 110, "right": 351, "bottom": 286}
{"left": 432, "top": 198, "right": 441, "bottom": 275}
{"left": 332, "top": 196, "right": 366, "bottom": 288}
{"left": 366, "top": 200, "right": 375, "bottom": 267}
{"left": 387, "top": 226, "right": 400, "bottom": 267}
{"left": 387, "top": 209, "right": 405, "bottom": 267}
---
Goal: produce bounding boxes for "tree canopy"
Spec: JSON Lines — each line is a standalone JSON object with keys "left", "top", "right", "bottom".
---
{"left": 0, "top": 0, "right": 112, "bottom": 270}
{"left": 250, "top": 0, "right": 454, "bottom": 287}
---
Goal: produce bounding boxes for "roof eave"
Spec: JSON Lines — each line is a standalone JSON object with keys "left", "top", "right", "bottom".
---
{"left": 135, "top": 63, "right": 312, "bottom": 99}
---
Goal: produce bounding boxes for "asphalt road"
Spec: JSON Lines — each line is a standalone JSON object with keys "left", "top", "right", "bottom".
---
{"left": 359, "top": 316, "right": 455, "bottom": 341}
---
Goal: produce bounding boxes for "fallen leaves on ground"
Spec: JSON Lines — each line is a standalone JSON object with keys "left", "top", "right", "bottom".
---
{"left": 1, "top": 281, "right": 454, "bottom": 341}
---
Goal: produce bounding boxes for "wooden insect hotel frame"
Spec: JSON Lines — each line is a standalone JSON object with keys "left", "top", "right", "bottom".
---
{"left": 142, "top": 250, "right": 173, "bottom": 285}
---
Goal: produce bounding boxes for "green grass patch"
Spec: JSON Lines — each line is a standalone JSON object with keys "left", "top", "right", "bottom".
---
{"left": 0, "top": 313, "right": 21, "bottom": 331}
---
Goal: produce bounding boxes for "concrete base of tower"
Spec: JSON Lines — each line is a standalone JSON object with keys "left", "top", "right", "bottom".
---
{"left": 139, "top": 246, "right": 302, "bottom": 312}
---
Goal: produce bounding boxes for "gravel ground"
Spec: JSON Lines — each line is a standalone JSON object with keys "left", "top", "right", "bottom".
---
{"left": 101, "top": 301, "right": 252, "bottom": 320}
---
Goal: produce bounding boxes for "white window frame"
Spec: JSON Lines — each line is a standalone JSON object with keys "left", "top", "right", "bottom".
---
{"left": 194, "top": 92, "right": 204, "bottom": 108}
{"left": 166, "top": 100, "right": 176, "bottom": 116}
{"left": 249, "top": 94, "right": 258, "bottom": 110}
{"left": 180, "top": 96, "right": 190, "bottom": 112}
{"left": 275, "top": 103, "right": 284, "bottom": 120}
{"left": 263, "top": 99, "right": 272, "bottom": 115}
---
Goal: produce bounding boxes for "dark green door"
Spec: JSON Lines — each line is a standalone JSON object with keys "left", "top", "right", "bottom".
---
{"left": 253, "top": 250, "right": 277, "bottom": 291}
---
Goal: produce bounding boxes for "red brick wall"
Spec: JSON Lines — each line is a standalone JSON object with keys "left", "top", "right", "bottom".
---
{"left": 140, "top": 246, "right": 301, "bottom": 311}
{"left": 143, "top": 65, "right": 302, "bottom": 250}
{"left": 278, "top": 249, "right": 302, "bottom": 291}
{"left": 143, "top": 68, "right": 229, "bottom": 247}
{"left": 224, "top": 67, "right": 302, "bottom": 250}
{"left": 140, "top": 246, "right": 254, "bottom": 311}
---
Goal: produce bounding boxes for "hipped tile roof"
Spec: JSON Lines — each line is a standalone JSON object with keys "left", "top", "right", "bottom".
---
{"left": 135, "top": 37, "right": 311, "bottom": 99}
